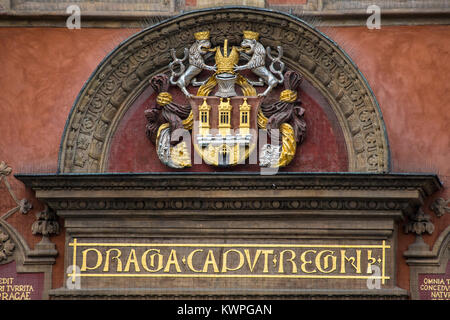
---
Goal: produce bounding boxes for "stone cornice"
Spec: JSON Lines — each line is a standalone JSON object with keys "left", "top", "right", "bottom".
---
{"left": 16, "top": 172, "right": 442, "bottom": 191}
{"left": 16, "top": 173, "right": 441, "bottom": 215}
{"left": 1, "top": 6, "right": 449, "bottom": 27}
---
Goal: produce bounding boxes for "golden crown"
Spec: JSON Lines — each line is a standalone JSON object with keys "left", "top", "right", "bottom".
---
{"left": 194, "top": 31, "right": 210, "bottom": 41}
{"left": 243, "top": 30, "right": 259, "bottom": 41}
{"left": 215, "top": 39, "right": 239, "bottom": 74}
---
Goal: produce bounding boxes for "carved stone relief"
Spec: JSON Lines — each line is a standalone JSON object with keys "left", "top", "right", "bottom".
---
{"left": 30, "top": 206, "right": 59, "bottom": 256}
{"left": 404, "top": 195, "right": 450, "bottom": 254}
{"left": 58, "top": 7, "right": 390, "bottom": 174}
{"left": 404, "top": 208, "right": 436, "bottom": 252}
{"left": 0, "top": 227, "right": 15, "bottom": 264}
{"left": 430, "top": 198, "right": 450, "bottom": 217}
{"left": 0, "top": 161, "right": 32, "bottom": 220}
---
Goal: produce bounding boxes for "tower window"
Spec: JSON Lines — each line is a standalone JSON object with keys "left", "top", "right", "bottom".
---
{"left": 220, "top": 111, "right": 229, "bottom": 125}
{"left": 241, "top": 112, "right": 248, "bottom": 124}
{"left": 201, "top": 111, "right": 208, "bottom": 123}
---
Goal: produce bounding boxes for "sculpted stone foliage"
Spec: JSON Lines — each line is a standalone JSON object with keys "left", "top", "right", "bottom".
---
{"left": 31, "top": 206, "right": 59, "bottom": 237}
{"left": 430, "top": 198, "right": 450, "bottom": 217}
{"left": 404, "top": 208, "right": 435, "bottom": 236}
{"left": 0, "top": 161, "right": 32, "bottom": 220}
{"left": 0, "top": 161, "right": 12, "bottom": 177}
{"left": 0, "top": 228, "right": 15, "bottom": 264}
{"left": 58, "top": 7, "right": 389, "bottom": 173}
{"left": 403, "top": 207, "right": 437, "bottom": 253}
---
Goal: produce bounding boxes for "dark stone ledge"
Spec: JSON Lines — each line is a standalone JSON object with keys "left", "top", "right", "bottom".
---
{"left": 15, "top": 172, "right": 441, "bottom": 193}
{"left": 1, "top": 6, "right": 449, "bottom": 27}
{"left": 15, "top": 172, "right": 441, "bottom": 217}
{"left": 49, "top": 287, "right": 408, "bottom": 300}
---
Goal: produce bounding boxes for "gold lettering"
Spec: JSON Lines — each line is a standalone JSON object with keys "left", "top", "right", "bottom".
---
{"left": 202, "top": 249, "right": 219, "bottom": 273}
{"left": 187, "top": 249, "right": 203, "bottom": 272}
{"left": 80, "top": 248, "right": 102, "bottom": 271}
{"left": 278, "top": 250, "right": 297, "bottom": 274}
{"left": 141, "top": 249, "right": 163, "bottom": 272}
{"left": 261, "top": 250, "right": 274, "bottom": 273}
{"left": 300, "top": 250, "right": 317, "bottom": 273}
{"left": 366, "top": 250, "right": 376, "bottom": 273}
{"left": 315, "top": 250, "right": 337, "bottom": 273}
{"left": 340, "top": 250, "right": 361, "bottom": 274}
{"left": 124, "top": 249, "right": 141, "bottom": 272}
{"left": 71, "top": 243, "right": 388, "bottom": 279}
{"left": 244, "top": 249, "right": 261, "bottom": 272}
{"left": 164, "top": 249, "right": 181, "bottom": 273}
{"left": 103, "top": 248, "right": 122, "bottom": 272}
{"left": 221, "top": 249, "right": 244, "bottom": 273}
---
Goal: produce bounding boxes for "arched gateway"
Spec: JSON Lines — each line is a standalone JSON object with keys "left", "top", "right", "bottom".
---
{"left": 16, "top": 7, "right": 443, "bottom": 299}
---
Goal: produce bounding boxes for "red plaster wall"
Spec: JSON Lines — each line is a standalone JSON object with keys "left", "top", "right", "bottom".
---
{"left": 0, "top": 25, "right": 449, "bottom": 293}
{"left": 0, "top": 27, "right": 137, "bottom": 290}
{"left": 321, "top": 25, "right": 450, "bottom": 291}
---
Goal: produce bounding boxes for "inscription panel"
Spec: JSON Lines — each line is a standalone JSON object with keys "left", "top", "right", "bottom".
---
{"left": 418, "top": 261, "right": 450, "bottom": 300}
{"left": 0, "top": 261, "right": 44, "bottom": 300}
{"left": 66, "top": 238, "right": 393, "bottom": 291}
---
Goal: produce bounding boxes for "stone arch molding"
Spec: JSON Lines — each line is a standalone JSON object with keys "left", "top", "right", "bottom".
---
{"left": 59, "top": 7, "right": 390, "bottom": 173}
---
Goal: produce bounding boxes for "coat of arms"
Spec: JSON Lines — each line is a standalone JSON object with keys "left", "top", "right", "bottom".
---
{"left": 145, "top": 30, "right": 306, "bottom": 169}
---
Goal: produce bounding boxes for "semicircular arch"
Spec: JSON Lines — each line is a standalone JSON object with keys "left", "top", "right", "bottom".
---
{"left": 58, "top": 7, "right": 390, "bottom": 173}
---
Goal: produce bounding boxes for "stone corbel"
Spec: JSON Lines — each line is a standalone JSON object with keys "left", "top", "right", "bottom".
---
{"left": 404, "top": 225, "right": 450, "bottom": 300}
{"left": 405, "top": 196, "right": 450, "bottom": 254}
{"left": 30, "top": 205, "right": 59, "bottom": 257}
{"left": 404, "top": 208, "right": 435, "bottom": 254}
